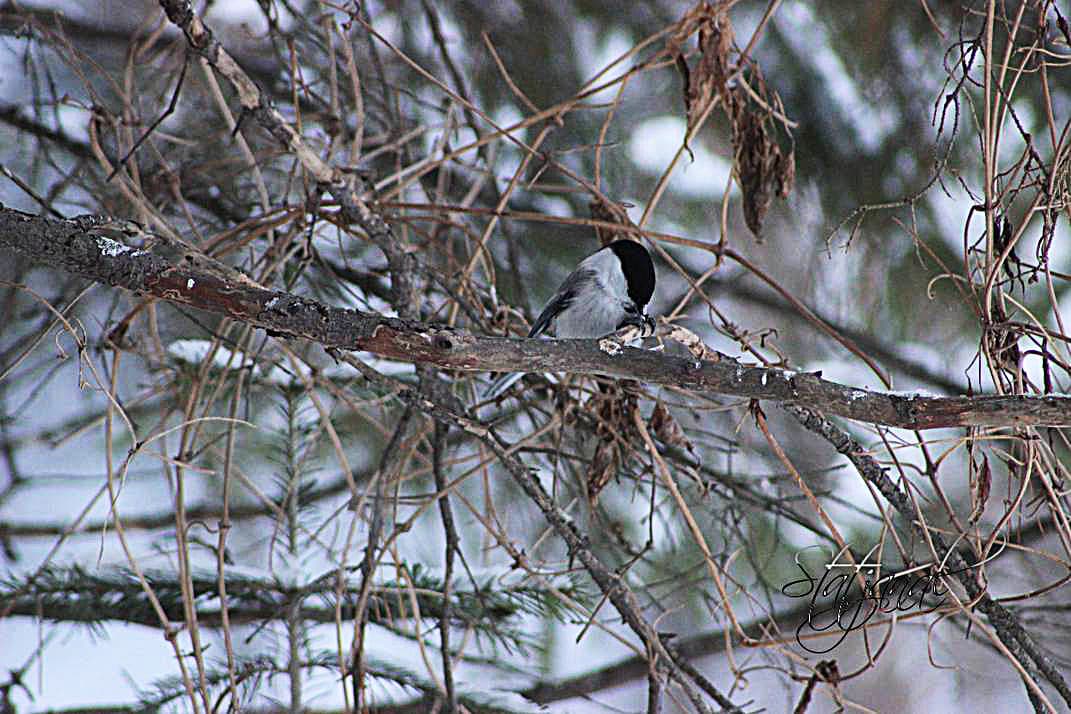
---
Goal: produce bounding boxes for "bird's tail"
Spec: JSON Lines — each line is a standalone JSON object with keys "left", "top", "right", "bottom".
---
{"left": 482, "top": 371, "right": 525, "bottom": 402}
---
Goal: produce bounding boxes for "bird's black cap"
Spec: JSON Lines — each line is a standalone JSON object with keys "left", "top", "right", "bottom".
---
{"left": 607, "top": 240, "right": 655, "bottom": 308}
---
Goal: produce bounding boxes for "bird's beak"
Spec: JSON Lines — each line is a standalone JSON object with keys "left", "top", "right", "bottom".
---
{"left": 640, "top": 313, "right": 656, "bottom": 337}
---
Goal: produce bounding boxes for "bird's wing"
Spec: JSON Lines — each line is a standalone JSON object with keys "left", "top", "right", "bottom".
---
{"left": 527, "top": 267, "right": 596, "bottom": 337}
{"left": 483, "top": 266, "right": 596, "bottom": 402}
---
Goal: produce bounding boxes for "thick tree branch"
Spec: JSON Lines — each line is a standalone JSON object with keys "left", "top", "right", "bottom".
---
{"left": 2, "top": 205, "right": 1070, "bottom": 430}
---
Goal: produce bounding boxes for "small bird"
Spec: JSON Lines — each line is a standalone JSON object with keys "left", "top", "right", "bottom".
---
{"left": 484, "top": 239, "right": 656, "bottom": 400}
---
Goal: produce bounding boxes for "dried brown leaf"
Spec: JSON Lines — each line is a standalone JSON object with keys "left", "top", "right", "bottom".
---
{"left": 585, "top": 382, "right": 640, "bottom": 505}
{"left": 732, "top": 86, "right": 795, "bottom": 238}
{"left": 650, "top": 402, "right": 699, "bottom": 463}
{"left": 587, "top": 440, "right": 620, "bottom": 505}
{"left": 970, "top": 453, "right": 991, "bottom": 523}
{"left": 668, "top": 2, "right": 734, "bottom": 135}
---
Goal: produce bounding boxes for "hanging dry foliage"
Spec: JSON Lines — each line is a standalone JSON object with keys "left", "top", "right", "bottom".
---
{"left": 586, "top": 389, "right": 703, "bottom": 505}
{"left": 649, "top": 401, "right": 700, "bottom": 465}
{"left": 587, "top": 439, "right": 623, "bottom": 504}
{"left": 732, "top": 82, "right": 796, "bottom": 237}
{"left": 585, "top": 382, "right": 639, "bottom": 504}
{"left": 669, "top": 1, "right": 735, "bottom": 132}
{"left": 667, "top": 0, "right": 796, "bottom": 238}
